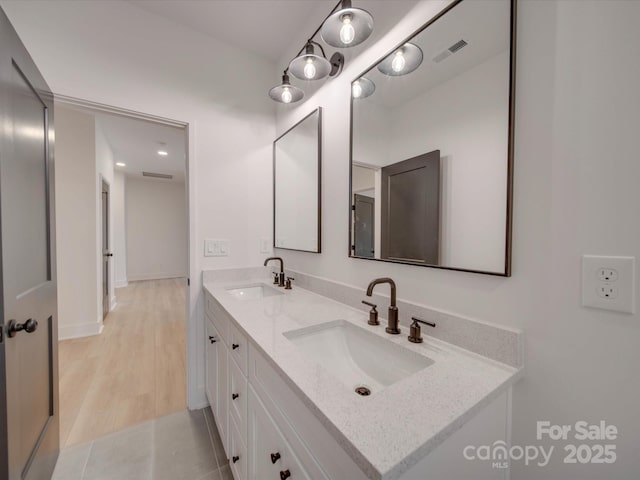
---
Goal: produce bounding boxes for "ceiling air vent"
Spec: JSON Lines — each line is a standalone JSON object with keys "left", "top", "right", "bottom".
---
{"left": 432, "top": 39, "right": 468, "bottom": 63}
{"left": 142, "top": 171, "right": 173, "bottom": 180}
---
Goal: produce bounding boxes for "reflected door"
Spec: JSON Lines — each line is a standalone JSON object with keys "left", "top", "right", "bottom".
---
{"left": 101, "top": 181, "right": 111, "bottom": 319}
{"left": 381, "top": 150, "right": 440, "bottom": 264}
{"left": 353, "top": 194, "right": 375, "bottom": 258}
{"left": 0, "top": 7, "right": 59, "bottom": 480}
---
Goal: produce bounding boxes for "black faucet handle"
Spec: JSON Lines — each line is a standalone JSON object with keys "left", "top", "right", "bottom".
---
{"left": 411, "top": 316, "right": 436, "bottom": 328}
{"left": 285, "top": 277, "right": 294, "bottom": 290}
{"left": 362, "top": 300, "right": 379, "bottom": 326}
{"left": 272, "top": 272, "right": 279, "bottom": 284}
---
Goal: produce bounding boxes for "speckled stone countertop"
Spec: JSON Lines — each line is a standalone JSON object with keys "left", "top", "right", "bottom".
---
{"left": 204, "top": 277, "right": 522, "bottom": 480}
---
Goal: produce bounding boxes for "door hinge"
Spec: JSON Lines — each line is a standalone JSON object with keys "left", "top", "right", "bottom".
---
{"left": 351, "top": 205, "right": 356, "bottom": 211}
{"left": 187, "top": 278, "right": 190, "bottom": 286}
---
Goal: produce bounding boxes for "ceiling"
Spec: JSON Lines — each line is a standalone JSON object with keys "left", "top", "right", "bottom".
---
{"left": 95, "top": 112, "right": 186, "bottom": 182}
{"left": 129, "top": 0, "right": 337, "bottom": 62}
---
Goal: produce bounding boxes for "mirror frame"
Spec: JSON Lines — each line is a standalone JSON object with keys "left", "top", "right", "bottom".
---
{"left": 273, "top": 107, "right": 322, "bottom": 253}
{"left": 348, "top": 0, "right": 517, "bottom": 276}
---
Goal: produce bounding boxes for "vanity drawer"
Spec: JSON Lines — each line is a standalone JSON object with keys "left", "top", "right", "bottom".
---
{"left": 228, "top": 320, "right": 248, "bottom": 376}
{"left": 248, "top": 386, "right": 313, "bottom": 480}
{"left": 206, "top": 291, "right": 231, "bottom": 345}
{"left": 229, "top": 353, "right": 248, "bottom": 445}
{"left": 229, "top": 415, "right": 247, "bottom": 480}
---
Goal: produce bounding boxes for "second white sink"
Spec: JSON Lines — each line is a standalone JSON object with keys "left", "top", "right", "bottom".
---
{"left": 284, "top": 320, "right": 433, "bottom": 396}
{"left": 226, "top": 283, "right": 283, "bottom": 300}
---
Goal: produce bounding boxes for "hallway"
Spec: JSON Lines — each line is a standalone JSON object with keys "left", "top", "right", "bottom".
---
{"left": 59, "top": 279, "right": 187, "bottom": 447}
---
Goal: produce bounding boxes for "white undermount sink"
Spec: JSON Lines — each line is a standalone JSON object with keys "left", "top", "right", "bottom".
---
{"left": 284, "top": 320, "right": 433, "bottom": 396}
{"left": 226, "top": 283, "right": 283, "bottom": 300}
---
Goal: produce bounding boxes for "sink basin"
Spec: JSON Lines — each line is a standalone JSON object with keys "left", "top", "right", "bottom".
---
{"left": 284, "top": 320, "right": 433, "bottom": 395}
{"left": 226, "top": 284, "right": 283, "bottom": 300}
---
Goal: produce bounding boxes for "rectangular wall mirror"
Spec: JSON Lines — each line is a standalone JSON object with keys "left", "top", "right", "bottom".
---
{"left": 274, "top": 108, "right": 322, "bottom": 253}
{"left": 350, "top": 0, "right": 516, "bottom": 276}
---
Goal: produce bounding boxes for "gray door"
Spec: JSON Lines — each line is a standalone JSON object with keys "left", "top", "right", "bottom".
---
{"left": 101, "top": 180, "right": 111, "bottom": 319}
{"left": 353, "top": 194, "right": 374, "bottom": 258}
{"left": 0, "top": 8, "right": 59, "bottom": 480}
{"left": 381, "top": 150, "right": 440, "bottom": 264}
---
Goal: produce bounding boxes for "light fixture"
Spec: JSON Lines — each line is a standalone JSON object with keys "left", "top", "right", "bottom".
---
{"left": 116, "top": 162, "right": 126, "bottom": 167}
{"left": 289, "top": 41, "right": 334, "bottom": 81}
{"left": 377, "top": 43, "right": 423, "bottom": 76}
{"left": 269, "top": 0, "right": 373, "bottom": 104}
{"left": 321, "top": 0, "right": 373, "bottom": 48}
{"left": 269, "top": 72, "right": 304, "bottom": 104}
{"left": 351, "top": 77, "right": 375, "bottom": 99}
{"left": 157, "top": 150, "right": 168, "bottom": 156}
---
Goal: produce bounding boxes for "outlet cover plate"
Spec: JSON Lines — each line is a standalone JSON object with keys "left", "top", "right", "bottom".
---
{"left": 582, "top": 255, "right": 635, "bottom": 313}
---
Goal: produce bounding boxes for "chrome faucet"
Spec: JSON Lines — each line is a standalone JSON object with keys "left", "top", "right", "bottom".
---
{"left": 264, "top": 257, "right": 285, "bottom": 287}
{"left": 366, "top": 277, "right": 400, "bottom": 334}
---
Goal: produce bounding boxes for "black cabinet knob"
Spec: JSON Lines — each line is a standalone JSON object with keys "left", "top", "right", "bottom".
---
{"left": 270, "top": 452, "right": 281, "bottom": 464}
{"left": 280, "top": 469, "right": 291, "bottom": 480}
{"left": 7, "top": 318, "right": 38, "bottom": 338}
{"left": 232, "top": 455, "right": 239, "bottom": 464}
{"left": 208, "top": 336, "right": 216, "bottom": 344}
{"left": 232, "top": 393, "right": 239, "bottom": 400}
{"left": 232, "top": 343, "right": 239, "bottom": 350}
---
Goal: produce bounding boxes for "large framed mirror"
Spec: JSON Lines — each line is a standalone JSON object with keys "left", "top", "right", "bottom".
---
{"left": 274, "top": 108, "right": 322, "bottom": 253}
{"left": 349, "top": 0, "right": 516, "bottom": 276}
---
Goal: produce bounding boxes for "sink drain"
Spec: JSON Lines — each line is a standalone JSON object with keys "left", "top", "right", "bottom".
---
{"left": 355, "top": 386, "right": 371, "bottom": 396}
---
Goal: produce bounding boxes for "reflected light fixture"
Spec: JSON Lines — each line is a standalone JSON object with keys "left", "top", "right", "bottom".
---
{"left": 157, "top": 150, "right": 168, "bottom": 156}
{"left": 352, "top": 77, "right": 375, "bottom": 99}
{"left": 269, "top": 0, "right": 373, "bottom": 104}
{"left": 269, "top": 72, "right": 305, "bottom": 104}
{"left": 377, "top": 43, "right": 423, "bottom": 76}
{"left": 116, "top": 162, "right": 126, "bottom": 167}
{"left": 321, "top": 0, "right": 374, "bottom": 48}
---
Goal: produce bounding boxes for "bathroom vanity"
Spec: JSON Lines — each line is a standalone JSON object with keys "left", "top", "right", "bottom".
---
{"left": 203, "top": 269, "right": 521, "bottom": 480}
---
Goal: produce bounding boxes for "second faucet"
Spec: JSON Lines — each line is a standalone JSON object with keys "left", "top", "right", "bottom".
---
{"left": 264, "top": 256, "right": 285, "bottom": 287}
{"left": 365, "top": 277, "right": 400, "bottom": 334}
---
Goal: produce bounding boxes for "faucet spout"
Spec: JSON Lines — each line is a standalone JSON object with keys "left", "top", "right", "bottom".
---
{"left": 366, "top": 277, "right": 400, "bottom": 335}
{"left": 366, "top": 277, "right": 396, "bottom": 307}
{"left": 263, "top": 256, "right": 283, "bottom": 273}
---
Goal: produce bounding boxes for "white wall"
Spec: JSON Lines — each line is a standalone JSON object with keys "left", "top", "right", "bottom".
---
{"left": 274, "top": 1, "right": 640, "bottom": 479}
{"left": 125, "top": 176, "right": 187, "bottom": 281}
{"left": 0, "top": 0, "right": 278, "bottom": 407}
{"left": 112, "top": 171, "right": 127, "bottom": 288}
{"left": 54, "top": 105, "right": 101, "bottom": 339}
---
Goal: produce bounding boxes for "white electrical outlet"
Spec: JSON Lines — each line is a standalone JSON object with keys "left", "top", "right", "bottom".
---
{"left": 582, "top": 255, "right": 635, "bottom": 313}
{"left": 260, "top": 238, "right": 271, "bottom": 254}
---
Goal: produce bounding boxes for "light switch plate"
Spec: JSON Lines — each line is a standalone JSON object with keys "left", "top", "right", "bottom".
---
{"left": 260, "top": 238, "right": 271, "bottom": 254}
{"left": 204, "top": 239, "right": 229, "bottom": 257}
{"left": 582, "top": 255, "right": 635, "bottom": 313}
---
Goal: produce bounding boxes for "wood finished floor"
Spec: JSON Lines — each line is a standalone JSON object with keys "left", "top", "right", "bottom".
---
{"left": 58, "top": 278, "right": 187, "bottom": 448}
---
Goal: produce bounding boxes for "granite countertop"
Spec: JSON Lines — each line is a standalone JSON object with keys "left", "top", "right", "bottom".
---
{"left": 204, "top": 277, "right": 522, "bottom": 480}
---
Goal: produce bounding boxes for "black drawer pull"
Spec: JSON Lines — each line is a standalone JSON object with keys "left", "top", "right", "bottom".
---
{"left": 232, "top": 343, "right": 239, "bottom": 350}
{"left": 280, "top": 470, "right": 291, "bottom": 480}
{"left": 270, "top": 452, "right": 281, "bottom": 464}
{"left": 208, "top": 336, "right": 216, "bottom": 344}
{"left": 232, "top": 393, "right": 239, "bottom": 400}
{"left": 232, "top": 455, "right": 239, "bottom": 464}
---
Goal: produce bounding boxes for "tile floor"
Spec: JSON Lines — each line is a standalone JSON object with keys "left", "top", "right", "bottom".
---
{"left": 52, "top": 408, "right": 232, "bottom": 480}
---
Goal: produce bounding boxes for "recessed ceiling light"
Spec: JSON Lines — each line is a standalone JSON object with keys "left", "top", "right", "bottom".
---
{"left": 157, "top": 150, "right": 168, "bottom": 156}
{"left": 116, "top": 162, "right": 126, "bottom": 167}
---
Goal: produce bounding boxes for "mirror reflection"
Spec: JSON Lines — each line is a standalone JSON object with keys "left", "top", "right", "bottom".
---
{"left": 274, "top": 108, "right": 321, "bottom": 253}
{"left": 350, "top": 0, "right": 514, "bottom": 275}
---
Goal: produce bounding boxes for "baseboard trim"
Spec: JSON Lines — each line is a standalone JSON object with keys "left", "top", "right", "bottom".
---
{"left": 128, "top": 273, "right": 186, "bottom": 282}
{"left": 59, "top": 321, "right": 104, "bottom": 340}
{"left": 115, "top": 280, "right": 128, "bottom": 288}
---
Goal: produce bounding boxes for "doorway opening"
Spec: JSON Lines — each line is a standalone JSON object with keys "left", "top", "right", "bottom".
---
{"left": 54, "top": 98, "right": 190, "bottom": 448}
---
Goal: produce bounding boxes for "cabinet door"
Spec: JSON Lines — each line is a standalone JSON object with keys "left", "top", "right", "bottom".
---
{"left": 248, "top": 387, "right": 312, "bottom": 480}
{"left": 205, "top": 321, "right": 220, "bottom": 416}
{"left": 218, "top": 340, "right": 229, "bottom": 456}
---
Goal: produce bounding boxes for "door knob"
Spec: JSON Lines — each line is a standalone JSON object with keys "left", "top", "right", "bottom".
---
{"left": 232, "top": 455, "right": 239, "bottom": 464}
{"left": 104, "top": 253, "right": 113, "bottom": 257}
{"left": 280, "top": 470, "right": 291, "bottom": 480}
{"left": 232, "top": 393, "right": 239, "bottom": 400}
{"left": 209, "top": 336, "right": 217, "bottom": 344}
{"left": 7, "top": 318, "right": 38, "bottom": 338}
{"left": 232, "top": 343, "right": 239, "bottom": 350}
{"left": 270, "top": 452, "right": 281, "bottom": 464}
